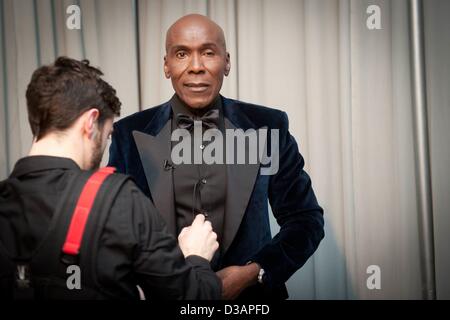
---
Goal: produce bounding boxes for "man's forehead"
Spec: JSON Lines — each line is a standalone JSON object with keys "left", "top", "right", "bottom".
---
{"left": 168, "top": 26, "right": 221, "bottom": 43}
{"left": 166, "top": 16, "right": 226, "bottom": 51}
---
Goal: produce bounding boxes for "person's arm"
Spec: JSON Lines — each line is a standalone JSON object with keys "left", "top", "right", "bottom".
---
{"left": 252, "top": 111, "right": 325, "bottom": 287}
{"left": 216, "top": 263, "right": 260, "bottom": 300}
{"left": 129, "top": 184, "right": 222, "bottom": 300}
{"left": 217, "top": 111, "right": 324, "bottom": 298}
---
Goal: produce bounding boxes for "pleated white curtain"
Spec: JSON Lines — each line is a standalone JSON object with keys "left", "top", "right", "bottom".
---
{"left": 2, "top": 0, "right": 449, "bottom": 299}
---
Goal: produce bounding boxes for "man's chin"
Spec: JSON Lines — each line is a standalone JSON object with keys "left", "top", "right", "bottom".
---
{"left": 180, "top": 95, "right": 213, "bottom": 109}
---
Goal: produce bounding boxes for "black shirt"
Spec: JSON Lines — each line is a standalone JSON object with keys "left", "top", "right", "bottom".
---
{"left": 170, "top": 94, "right": 227, "bottom": 249}
{"left": 0, "top": 156, "right": 221, "bottom": 299}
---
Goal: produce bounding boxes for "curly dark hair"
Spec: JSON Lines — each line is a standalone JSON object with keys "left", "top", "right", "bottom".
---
{"left": 26, "top": 56, "right": 121, "bottom": 140}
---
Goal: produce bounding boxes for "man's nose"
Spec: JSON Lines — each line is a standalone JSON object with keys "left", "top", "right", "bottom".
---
{"left": 188, "top": 53, "right": 205, "bottom": 73}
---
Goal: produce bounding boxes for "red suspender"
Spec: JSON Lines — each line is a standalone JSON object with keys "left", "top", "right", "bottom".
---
{"left": 62, "top": 167, "right": 116, "bottom": 256}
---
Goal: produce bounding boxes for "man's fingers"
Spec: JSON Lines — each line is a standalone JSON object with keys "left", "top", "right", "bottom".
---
{"left": 207, "top": 231, "right": 217, "bottom": 243}
{"left": 192, "top": 214, "right": 205, "bottom": 227}
{"left": 210, "top": 231, "right": 217, "bottom": 240}
{"left": 213, "top": 240, "right": 219, "bottom": 252}
{"left": 178, "top": 227, "right": 189, "bottom": 239}
{"left": 203, "top": 220, "right": 213, "bottom": 231}
{"left": 207, "top": 232, "right": 219, "bottom": 252}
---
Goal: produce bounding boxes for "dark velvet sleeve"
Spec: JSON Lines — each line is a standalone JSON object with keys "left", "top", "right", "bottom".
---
{"left": 251, "top": 112, "right": 325, "bottom": 288}
{"left": 107, "top": 123, "right": 126, "bottom": 174}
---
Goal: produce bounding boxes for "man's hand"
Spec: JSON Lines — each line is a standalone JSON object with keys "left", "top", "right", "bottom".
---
{"left": 216, "top": 263, "right": 260, "bottom": 300}
{"left": 178, "top": 214, "right": 219, "bottom": 261}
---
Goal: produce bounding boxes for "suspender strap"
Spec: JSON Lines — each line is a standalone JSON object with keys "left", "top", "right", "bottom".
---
{"left": 62, "top": 167, "right": 116, "bottom": 256}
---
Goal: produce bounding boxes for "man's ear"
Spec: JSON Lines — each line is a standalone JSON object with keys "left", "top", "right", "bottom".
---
{"left": 224, "top": 52, "right": 231, "bottom": 76}
{"left": 83, "top": 108, "right": 100, "bottom": 140}
{"left": 164, "top": 55, "right": 171, "bottom": 79}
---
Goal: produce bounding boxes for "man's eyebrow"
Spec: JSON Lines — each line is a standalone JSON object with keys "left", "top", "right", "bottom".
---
{"left": 200, "top": 43, "right": 220, "bottom": 49}
{"left": 170, "top": 43, "right": 221, "bottom": 52}
{"left": 170, "top": 45, "right": 190, "bottom": 52}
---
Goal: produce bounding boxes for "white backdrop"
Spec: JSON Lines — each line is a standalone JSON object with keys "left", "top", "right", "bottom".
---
{"left": 1, "top": 0, "right": 449, "bottom": 299}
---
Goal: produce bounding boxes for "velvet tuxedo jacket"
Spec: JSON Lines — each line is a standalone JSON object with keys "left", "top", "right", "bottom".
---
{"left": 108, "top": 96, "right": 325, "bottom": 299}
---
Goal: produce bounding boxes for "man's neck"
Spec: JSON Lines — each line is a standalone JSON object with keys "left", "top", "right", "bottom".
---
{"left": 171, "top": 94, "right": 221, "bottom": 118}
{"left": 28, "top": 134, "right": 85, "bottom": 169}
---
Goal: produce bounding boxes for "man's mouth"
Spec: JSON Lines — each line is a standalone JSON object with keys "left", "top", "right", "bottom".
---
{"left": 184, "top": 83, "right": 210, "bottom": 93}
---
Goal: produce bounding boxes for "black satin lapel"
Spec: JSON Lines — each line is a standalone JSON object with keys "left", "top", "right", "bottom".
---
{"left": 132, "top": 122, "right": 176, "bottom": 236}
{"left": 222, "top": 118, "right": 268, "bottom": 254}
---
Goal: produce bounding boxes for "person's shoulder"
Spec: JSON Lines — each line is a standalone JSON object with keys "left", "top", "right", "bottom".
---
{"left": 109, "top": 172, "right": 163, "bottom": 231}
{"left": 113, "top": 102, "right": 169, "bottom": 133}
{"left": 107, "top": 173, "right": 151, "bottom": 216}
{"left": 0, "top": 177, "right": 15, "bottom": 202}
{"left": 111, "top": 173, "right": 154, "bottom": 207}
{"left": 109, "top": 172, "right": 140, "bottom": 194}
{"left": 223, "top": 97, "right": 288, "bottom": 128}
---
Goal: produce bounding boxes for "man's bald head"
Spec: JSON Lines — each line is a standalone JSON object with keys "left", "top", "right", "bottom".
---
{"left": 165, "top": 14, "right": 227, "bottom": 53}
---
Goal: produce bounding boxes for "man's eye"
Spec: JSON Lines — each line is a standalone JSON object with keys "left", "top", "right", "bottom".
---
{"left": 204, "top": 51, "right": 214, "bottom": 56}
{"left": 176, "top": 52, "right": 187, "bottom": 58}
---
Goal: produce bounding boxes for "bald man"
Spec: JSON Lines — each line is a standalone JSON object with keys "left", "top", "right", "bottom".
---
{"left": 109, "top": 14, "right": 324, "bottom": 300}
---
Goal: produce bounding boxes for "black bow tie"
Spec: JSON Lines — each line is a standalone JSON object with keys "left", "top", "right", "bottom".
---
{"left": 175, "top": 109, "right": 220, "bottom": 131}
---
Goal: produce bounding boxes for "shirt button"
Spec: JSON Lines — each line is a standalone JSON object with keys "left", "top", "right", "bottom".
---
{"left": 201, "top": 178, "right": 207, "bottom": 184}
{"left": 200, "top": 144, "right": 205, "bottom": 150}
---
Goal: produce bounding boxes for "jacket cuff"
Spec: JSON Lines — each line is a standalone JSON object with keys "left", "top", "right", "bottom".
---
{"left": 250, "top": 245, "right": 288, "bottom": 289}
{"left": 185, "top": 255, "right": 223, "bottom": 300}
{"left": 185, "top": 255, "right": 211, "bottom": 268}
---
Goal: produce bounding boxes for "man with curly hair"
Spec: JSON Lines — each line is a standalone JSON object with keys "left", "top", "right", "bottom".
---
{"left": 0, "top": 57, "right": 221, "bottom": 300}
